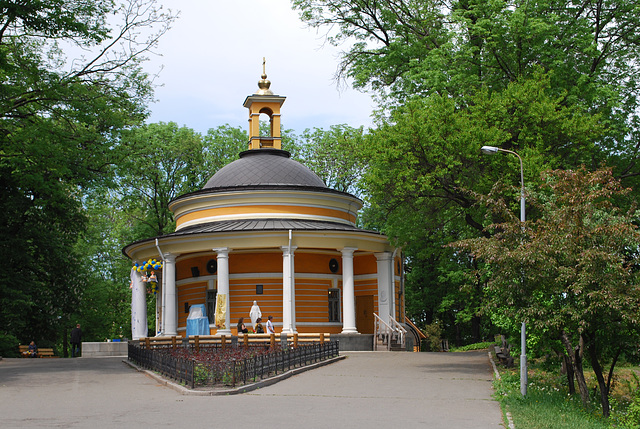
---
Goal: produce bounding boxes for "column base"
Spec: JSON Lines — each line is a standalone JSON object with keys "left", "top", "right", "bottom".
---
{"left": 341, "top": 327, "right": 359, "bottom": 334}
{"left": 215, "top": 330, "right": 232, "bottom": 337}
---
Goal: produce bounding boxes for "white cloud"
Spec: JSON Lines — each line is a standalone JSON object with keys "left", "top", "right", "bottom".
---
{"left": 146, "top": 0, "right": 375, "bottom": 134}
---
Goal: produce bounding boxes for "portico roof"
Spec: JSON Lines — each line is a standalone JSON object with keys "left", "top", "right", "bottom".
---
{"left": 122, "top": 218, "right": 390, "bottom": 260}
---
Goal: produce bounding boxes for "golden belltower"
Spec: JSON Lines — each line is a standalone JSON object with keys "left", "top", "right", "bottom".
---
{"left": 243, "top": 58, "right": 286, "bottom": 150}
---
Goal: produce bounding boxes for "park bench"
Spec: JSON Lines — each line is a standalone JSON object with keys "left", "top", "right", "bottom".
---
{"left": 19, "top": 345, "right": 56, "bottom": 358}
{"left": 494, "top": 345, "right": 514, "bottom": 368}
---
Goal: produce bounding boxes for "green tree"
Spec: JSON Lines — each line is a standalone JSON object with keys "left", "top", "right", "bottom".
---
{"left": 295, "top": 125, "right": 367, "bottom": 195}
{"left": 452, "top": 168, "right": 640, "bottom": 417}
{"left": 0, "top": 0, "right": 175, "bottom": 353}
{"left": 358, "top": 74, "right": 600, "bottom": 342}
{"left": 202, "top": 124, "right": 248, "bottom": 177}
{"left": 116, "top": 122, "right": 205, "bottom": 237}
{"left": 76, "top": 123, "right": 249, "bottom": 342}
{"left": 292, "top": 0, "right": 640, "bottom": 346}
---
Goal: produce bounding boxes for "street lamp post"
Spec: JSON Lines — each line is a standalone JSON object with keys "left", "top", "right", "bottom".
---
{"left": 481, "top": 145, "right": 527, "bottom": 397}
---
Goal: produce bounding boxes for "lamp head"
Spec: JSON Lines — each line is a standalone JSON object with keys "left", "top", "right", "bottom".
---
{"left": 481, "top": 146, "right": 499, "bottom": 155}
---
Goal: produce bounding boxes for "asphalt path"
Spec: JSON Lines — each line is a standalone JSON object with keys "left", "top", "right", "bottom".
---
{"left": 0, "top": 351, "right": 503, "bottom": 428}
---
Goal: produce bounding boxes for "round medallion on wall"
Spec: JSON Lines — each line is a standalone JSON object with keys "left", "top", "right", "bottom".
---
{"left": 329, "top": 258, "right": 339, "bottom": 273}
{"left": 206, "top": 259, "right": 217, "bottom": 274}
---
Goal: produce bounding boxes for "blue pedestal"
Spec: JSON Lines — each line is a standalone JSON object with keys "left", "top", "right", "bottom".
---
{"left": 186, "top": 304, "right": 209, "bottom": 337}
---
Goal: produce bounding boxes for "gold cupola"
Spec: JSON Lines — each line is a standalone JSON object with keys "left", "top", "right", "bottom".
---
{"left": 243, "top": 58, "right": 286, "bottom": 150}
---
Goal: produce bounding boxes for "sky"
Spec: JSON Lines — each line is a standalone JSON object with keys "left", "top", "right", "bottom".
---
{"left": 144, "top": 1, "right": 376, "bottom": 135}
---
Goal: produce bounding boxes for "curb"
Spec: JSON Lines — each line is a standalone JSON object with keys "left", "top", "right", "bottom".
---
{"left": 124, "top": 354, "right": 347, "bottom": 396}
{"left": 488, "top": 351, "right": 515, "bottom": 429}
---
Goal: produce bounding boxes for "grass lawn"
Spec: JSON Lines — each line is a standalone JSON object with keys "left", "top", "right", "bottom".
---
{"left": 490, "top": 353, "right": 640, "bottom": 428}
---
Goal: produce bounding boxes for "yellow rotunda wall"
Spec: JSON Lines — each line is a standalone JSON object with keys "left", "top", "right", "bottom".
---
{"left": 174, "top": 250, "right": 398, "bottom": 335}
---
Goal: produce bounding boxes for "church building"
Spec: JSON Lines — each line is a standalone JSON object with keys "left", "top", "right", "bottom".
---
{"left": 123, "top": 68, "right": 404, "bottom": 347}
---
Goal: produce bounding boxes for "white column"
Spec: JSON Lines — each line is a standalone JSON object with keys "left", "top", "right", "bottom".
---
{"left": 375, "top": 252, "right": 392, "bottom": 325}
{"left": 130, "top": 267, "right": 148, "bottom": 340}
{"left": 281, "top": 245, "right": 297, "bottom": 334}
{"left": 214, "top": 248, "right": 231, "bottom": 336}
{"left": 390, "top": 256, "right": 397, "bottom": 320}
{"left": 163, "top": 253, "right": 177, "bottom": 336}
{"left": 341, "top": 247, "right": 358, "bottom": 334}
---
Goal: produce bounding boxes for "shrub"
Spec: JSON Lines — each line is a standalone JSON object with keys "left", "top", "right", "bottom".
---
{"left": 619, "top": 373, "right": 640, "bottom": 428}
{"left": 421, "top": 322, "right": 443, "bottom": 352}
{"left": 0, "top": 333, "right": 20, "bottom": 357}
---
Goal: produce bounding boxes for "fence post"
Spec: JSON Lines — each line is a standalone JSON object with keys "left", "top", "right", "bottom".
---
{"left": 243, "top": 334, "right": 248, "bottom": 347}
{"left": 270, "top": 333, "right": 275, "bottom": 348}
{"left": 320, "top": 333, "right": 325, "bottom": 344}
{"left": 144, "top": 337, "right": 150, "bottom": 350}
{"left": 293, "top": 333, "right": 298, "bottom": 348}
{"left": 232, "top": 360, "right": 236, "bottom": 387}
{"left": 171, "top": 336, "right": 177, "bottom": 350}
{"left": 190, "top": 359, "right": 194, "bottom": 389}
{"left": 194, "top": 336, "right": 200, "bottom": 353}
{"left": 221, "top": 335, "right": 226, "bottom": 349}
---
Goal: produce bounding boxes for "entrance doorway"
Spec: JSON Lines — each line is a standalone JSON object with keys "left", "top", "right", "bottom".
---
{"left": 355, "top": 295, "right": 374, "bottom": 334}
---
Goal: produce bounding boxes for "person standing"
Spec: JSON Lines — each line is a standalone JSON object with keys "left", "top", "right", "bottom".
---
{"left": 266, "top": 315, "right": 275, "bottom": 334}
{"left": 71, "top": 324, "right": 82, "bottom": 357}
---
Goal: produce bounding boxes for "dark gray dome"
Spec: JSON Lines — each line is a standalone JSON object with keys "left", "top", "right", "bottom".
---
{"left": 203, "top": 149, "right": 326, "bottom": 189}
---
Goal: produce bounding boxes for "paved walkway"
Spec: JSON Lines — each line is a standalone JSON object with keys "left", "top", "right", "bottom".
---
{"left": 0, "top": 351, "right": 503, "bottom": 428}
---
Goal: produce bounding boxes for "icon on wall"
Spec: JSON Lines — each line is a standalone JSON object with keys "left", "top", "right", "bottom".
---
{"left": 329, "top": 258, "right": 339, "bottom": 273}
{"left": 206, "top": 259, "right": 217, "bottom": 274}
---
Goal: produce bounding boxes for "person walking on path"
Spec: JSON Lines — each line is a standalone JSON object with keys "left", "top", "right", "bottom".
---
{"left": 71, "top": 324, "right": 82, "bottom": 357}
{"left": 266, "top": 315, "right": 275, "bottom": 334}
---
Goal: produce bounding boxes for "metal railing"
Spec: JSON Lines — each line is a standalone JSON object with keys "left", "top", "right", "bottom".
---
{"left": 128, "top": 340, "right": 340, "bottom": 389}
{"left": 128, "top": 342, "right": 195, "bottom": 388}
{"left": 374, "top": 313, "right": 407, "bottom": 351}
{"left": 389, "top": 315, "right": 407, "bottom": 350}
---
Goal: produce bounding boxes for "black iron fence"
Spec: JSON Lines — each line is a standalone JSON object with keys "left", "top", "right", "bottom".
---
{"left": 128, "top": 343, "right": 195, "bottom": 387}
{"left": 128, "top": 341, "right": 340, "bottom": 389}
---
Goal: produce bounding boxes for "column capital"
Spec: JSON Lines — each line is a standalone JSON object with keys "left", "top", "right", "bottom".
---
{"left": 374, "top": 251, "right": 393, "bottom": 261}
{"left": 281, "top": 245, "right": 298, "bottom": 254}
{"left": 213, "top": 247, "right": 230, "bottom": 257}
{"left": 162, "top": 252, "right": 176, "bottom": 262}
{"left": 341, "top": 247, "right": 358, "bottom": 256}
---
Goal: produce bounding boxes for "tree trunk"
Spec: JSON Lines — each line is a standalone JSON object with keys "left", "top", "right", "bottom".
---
{"left": 563, "top": 354, "right": 576, "bottom": 395}
{"left": 63, "top": 326, "right": 69, "bottom": 358}
{"left": 471, "top": 315, "right": 481, "bottom": 343}
{"left": 560, "top": 330, "right": 589, "bottom": 405}
{"left": 583, "top": 331, "right": 614, "bottom": 418}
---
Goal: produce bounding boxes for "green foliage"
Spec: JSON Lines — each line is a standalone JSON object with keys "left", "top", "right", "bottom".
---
{"left": 294, "top": 125, "right": 368, "bottom": 195}
{"left": 116, "top": 122, "right": 206, "bottom": 237}
{"left": 202, "top": 124, "right": 247, "bottom": 174}
{"left": 420, "top": 321, "right": 443, "bottom": 352}
{"left": 453, "top": 167, "right": 640, "bottom": 416}
{"left": 292, "top": 1, "right": 640, "bottom": 356}
{"left": 618, "top": 373, "right": 640, "bottom": 428}
{"left": 0, "top": 1, "right": 175, "bottom": 350}
{"left": 450, "top": 341, "right": 497, "bottom": 352}
{"left": 494, "top": 371, "right": 610, "bottom": 428}
{"left": 0, "top": 333, "right": 19, "bottom": 358}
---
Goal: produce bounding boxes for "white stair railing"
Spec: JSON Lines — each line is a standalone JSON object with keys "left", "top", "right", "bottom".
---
{"left": 389, "top": 315, "right": 407, "bottom": 350}
{"left": 373, "top": 313, "right": 393, "bottom": 351}
{"left": 374, "top": 313, "right": 407, "bottom": 351}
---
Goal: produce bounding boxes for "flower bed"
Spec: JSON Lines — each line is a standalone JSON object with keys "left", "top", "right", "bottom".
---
{"left": 130, "top": 341, "right": 340, "bottom": 388}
